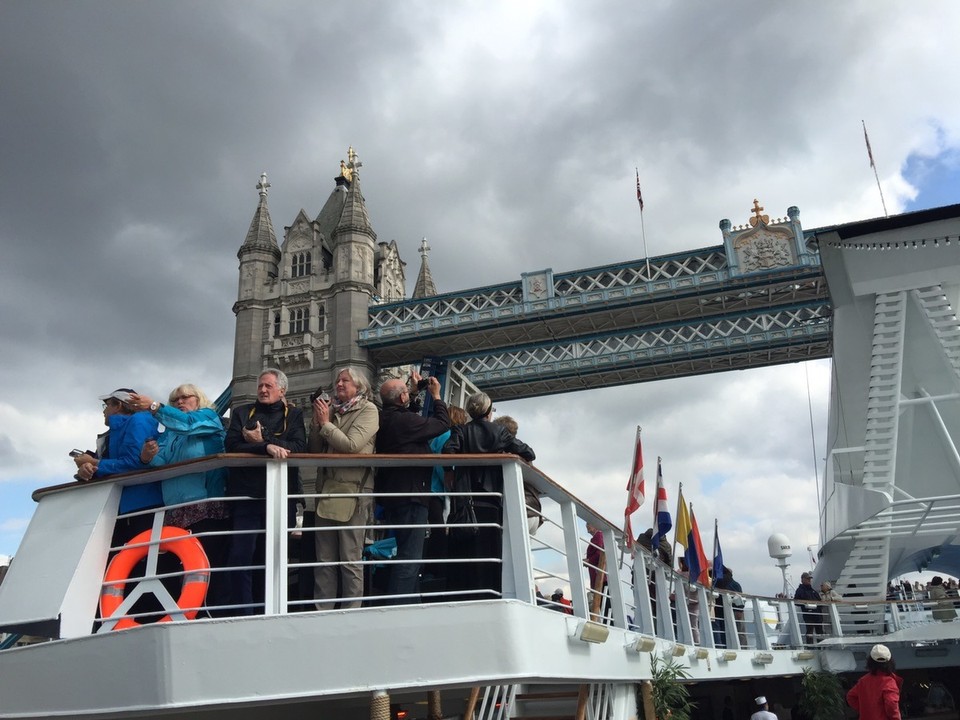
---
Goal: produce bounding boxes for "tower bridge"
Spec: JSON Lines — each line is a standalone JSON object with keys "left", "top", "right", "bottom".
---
{"left": 360, "top": 206, "right": 829, "bottom": 401}
{"left": 359, "top": 249, "right": 830, "bottom": 400}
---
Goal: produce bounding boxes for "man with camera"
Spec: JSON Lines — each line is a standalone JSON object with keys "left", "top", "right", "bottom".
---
{"left": 224, "top": 368, "right": 306, "bottom": 614}
{"left": 375, "top": 371, "right": 450, "bottom": 603}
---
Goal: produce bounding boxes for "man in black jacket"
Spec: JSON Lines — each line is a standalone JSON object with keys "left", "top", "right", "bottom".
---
{"left": 443, "top": 392, "right": 535, "bottom": 599}
{"left": 376, "top": 372, "right": 450, "bottom": 603}
{"left": 225, "top": 368, "right": 306, "bottom": 614}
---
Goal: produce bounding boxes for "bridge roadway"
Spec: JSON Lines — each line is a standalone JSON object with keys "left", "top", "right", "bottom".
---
{"left": 359, "top": 239, "right": 831, "bottom": 401}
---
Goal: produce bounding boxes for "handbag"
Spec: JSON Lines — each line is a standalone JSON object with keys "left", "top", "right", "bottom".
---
{"left": 316, "top": 469, "right": 370, "bottom": 523}
{"left": 448, "top": 496, "right": 478, "bottom": 541}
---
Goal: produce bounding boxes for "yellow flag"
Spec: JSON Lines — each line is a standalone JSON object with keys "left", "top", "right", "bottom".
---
{"left": 675, "top": 488, "right": 691, "bottom": 550}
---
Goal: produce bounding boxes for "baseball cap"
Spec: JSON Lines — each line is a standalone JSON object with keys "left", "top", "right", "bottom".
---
{"left": 99, "top": 388, "right": 136, "bottom": 404}
{"left": 870, "top": 644, "right": 891, "bottom": 662}
{"left": 801, "top": 572, "right": 812, "bottom": 579}
{"left": 755, "top": 696, "right": 767, "bottom": 706}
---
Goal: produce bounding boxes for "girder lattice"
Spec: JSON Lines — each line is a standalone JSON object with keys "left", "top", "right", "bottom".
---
{"left": 360, "top": 244, "right": 830, "bottom": 400}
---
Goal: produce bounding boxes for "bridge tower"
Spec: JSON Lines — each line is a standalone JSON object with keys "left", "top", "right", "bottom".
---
{"left": 230, "top": 150, "right": 407, "bottom": 408}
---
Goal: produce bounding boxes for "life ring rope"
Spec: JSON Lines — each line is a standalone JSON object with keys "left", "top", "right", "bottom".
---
{"left": 99, "top": 525, "right": 210, "bottom": 631}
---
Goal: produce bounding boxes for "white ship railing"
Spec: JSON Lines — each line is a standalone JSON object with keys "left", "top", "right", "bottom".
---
{"left": 1, "top": 453, "right": 954, "bottom": 651}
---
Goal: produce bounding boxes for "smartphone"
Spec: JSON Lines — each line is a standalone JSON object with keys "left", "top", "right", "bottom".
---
{"left": 69, "top": 449, "right": 84, "bottom": 458}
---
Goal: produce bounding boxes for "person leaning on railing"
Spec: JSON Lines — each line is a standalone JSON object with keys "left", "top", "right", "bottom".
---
{"left": 130, "top": 385, "right": 230, "bottom": 613}
{"left": 224, "top": 368, "right": 306, "bottom": 615}
{"left": 442, "top": 391, "right": 535, "bottom": 601}
{"left": 73, "top": 388, "right": 163, "bottom": 544}
{"left": 308, "top": 367, "right": 378, "bottom": 611}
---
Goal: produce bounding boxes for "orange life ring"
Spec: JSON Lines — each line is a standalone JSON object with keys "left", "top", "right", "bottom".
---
{"left": 100, "top": 525, "right": 210, "bottom": 630}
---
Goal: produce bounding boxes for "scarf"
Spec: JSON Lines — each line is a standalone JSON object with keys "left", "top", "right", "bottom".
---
{"left": 333, "top": 395, "right": 363, "bottom": 416}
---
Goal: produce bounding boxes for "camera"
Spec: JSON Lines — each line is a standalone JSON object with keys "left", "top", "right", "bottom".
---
{"left": 68, "top": 449, "right": 84, "bottom": 458}
{"left": 416, "top": 378, "right": 430, "bottom": 391}
{"left": 244, "top": 418, "right": 261, "bottom": 431}
{"left": 309, "top": 387, "right": 331, "bottom": 404}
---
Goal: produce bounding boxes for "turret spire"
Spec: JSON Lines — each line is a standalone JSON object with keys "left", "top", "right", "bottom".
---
{"left": 412, "top": 237, "right": 437, "bottom": 298}
{"left": 240, "top": 171, "right": 279, "bottom": 254}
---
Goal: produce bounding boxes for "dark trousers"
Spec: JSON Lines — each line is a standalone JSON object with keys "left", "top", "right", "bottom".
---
{"left": 384, "top": 502, "right": 428, "bottom": 604}
{"left": 226, "top": 500, "right": 265, "bottom": 615}
{"left": 446, "top": 504, "right": 502, "bottom": 601}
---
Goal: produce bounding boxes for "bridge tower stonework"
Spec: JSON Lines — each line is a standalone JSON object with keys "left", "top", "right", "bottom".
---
{"left": 231, "top": 150, "right": 407, "bottom": 409}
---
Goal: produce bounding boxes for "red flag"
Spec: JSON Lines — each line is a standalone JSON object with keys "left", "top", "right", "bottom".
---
{"left": 623, "top": 427, "right": 645, "bottom": 548}
{"left": 862, "top": 120, "right": 876, "bottom": 169}
{"left": 635, "top": 169, "right": 644, "bottom": 212}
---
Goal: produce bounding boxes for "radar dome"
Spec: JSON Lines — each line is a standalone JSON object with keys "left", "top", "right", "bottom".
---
{"left": 767, "top": 533, "right": 792, "bottom": 560}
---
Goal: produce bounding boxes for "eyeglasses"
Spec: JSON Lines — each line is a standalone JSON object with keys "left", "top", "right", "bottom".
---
{"left": 101, "top": 400, "right": 120, "bottom": 410}
{"left": 171, "top": 394, "right": 197, "bottom": 403}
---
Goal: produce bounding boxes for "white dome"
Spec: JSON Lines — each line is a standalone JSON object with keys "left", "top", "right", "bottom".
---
{"left": 767, "top": 533, "right": 792, "bottom": 560}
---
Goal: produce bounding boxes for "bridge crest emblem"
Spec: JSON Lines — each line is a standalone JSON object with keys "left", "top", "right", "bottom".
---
{"left": 720, "top": 201, "right": 814, "bottom": 277}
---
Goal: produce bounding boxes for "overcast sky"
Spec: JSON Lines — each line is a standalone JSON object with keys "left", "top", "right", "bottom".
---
{"left": 2, "top": 2, "right": 959, "bottom": 594}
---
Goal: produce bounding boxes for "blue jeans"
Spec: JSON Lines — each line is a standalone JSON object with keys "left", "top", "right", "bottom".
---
{"left": 384, "top": 502, "right": 428, "bottom": 603}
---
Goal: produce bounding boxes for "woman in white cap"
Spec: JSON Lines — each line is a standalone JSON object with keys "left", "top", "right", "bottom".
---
{"left": 847, "top": 644, "right": 903, "bottom": 720}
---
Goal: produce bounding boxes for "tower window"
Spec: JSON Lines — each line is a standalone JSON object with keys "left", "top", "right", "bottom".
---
{"left": 317, "top": 305, "right": 325, "bottom": 333}
{"left": 290, "top": 306, "right": 307, "bottom": 334}
{"left": 292, "top": 251, "right": 312, "bottom": 278}
{"left": 273, "top": 312, "right": 281, "bottom": 338}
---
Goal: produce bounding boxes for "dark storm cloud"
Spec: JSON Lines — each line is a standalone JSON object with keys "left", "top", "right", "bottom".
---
{"left": 1, "top": 0, "right": 958, "bottom": 593}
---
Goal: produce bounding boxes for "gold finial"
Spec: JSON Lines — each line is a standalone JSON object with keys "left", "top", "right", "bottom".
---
{"left": 339, "top": 159, "right": 353, "bottom": 182}
{"left": 749, "top": 198, "right": 769, "bottom": 227}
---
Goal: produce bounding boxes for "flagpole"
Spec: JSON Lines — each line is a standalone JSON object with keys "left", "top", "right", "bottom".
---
{"left": 862, "top": 120, "right": 888, "bottom": 217}
{"left": 636, "top": 167, "right": 651, "bottom": 279}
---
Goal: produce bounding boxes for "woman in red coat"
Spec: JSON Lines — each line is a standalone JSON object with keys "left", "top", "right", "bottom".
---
{"left": 847, "top": 644, "right": 903, "bottom": 720}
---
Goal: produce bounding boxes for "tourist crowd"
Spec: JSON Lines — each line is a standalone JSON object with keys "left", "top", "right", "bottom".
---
{"left": 74, "top": 367, "right": 536, "bottom": 619}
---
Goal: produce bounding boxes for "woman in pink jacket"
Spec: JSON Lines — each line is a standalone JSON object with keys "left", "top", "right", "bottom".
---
{"left": 847, "top": 644, "right": 903, "bottom": 720}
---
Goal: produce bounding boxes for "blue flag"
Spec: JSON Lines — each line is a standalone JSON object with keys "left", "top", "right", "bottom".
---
{"left": 712, "top": 519, "right": 724, "bottom": 587}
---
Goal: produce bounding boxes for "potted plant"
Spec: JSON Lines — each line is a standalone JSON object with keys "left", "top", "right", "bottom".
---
{"left": 638, "top": 655, "right": 696, "bottom": 720}
{"left": 796, "top": 667, "right": 846, "bottom": 720}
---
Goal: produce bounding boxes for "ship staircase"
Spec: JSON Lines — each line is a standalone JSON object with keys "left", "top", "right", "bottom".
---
{"left": 816, "top": 205, "right": 960, "bottom": 619}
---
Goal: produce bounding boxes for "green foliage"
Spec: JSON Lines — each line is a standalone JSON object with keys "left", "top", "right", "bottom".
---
{"left": 797, "top": 668, "right": 846, "bottom": 720}
{"left": 638, "top": 655, "right": 697, "bottom": 720}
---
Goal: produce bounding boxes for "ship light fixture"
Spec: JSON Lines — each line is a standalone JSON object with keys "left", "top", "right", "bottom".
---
{"left": 666, "top": 643, "right": 687, "bottom": 657}
{"left": 717, "top": 650, "right": 738, "bottom": 661}
{"left": 626, "top": 635, "right": 658, "bottom": 653}
{"left": 794, "top": 650, "right": 815, "bottom": 661}
{"left": 692, "top": 647, "right": 710, "bottom": 660}
{"left": 570, "top": 620, "right": 610, "bottom": 644}
{"left": 753, "top": 652, "right": 775, "bottom": 665}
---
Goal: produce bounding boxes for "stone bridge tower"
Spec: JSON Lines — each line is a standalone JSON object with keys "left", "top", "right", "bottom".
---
{"left": 231, "top": 149, "right": 406, "bottom": 410}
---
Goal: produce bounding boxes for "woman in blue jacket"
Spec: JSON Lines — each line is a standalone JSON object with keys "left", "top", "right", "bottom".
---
{"left": 130, "top": 385, "right": 229, "bottom": 613}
